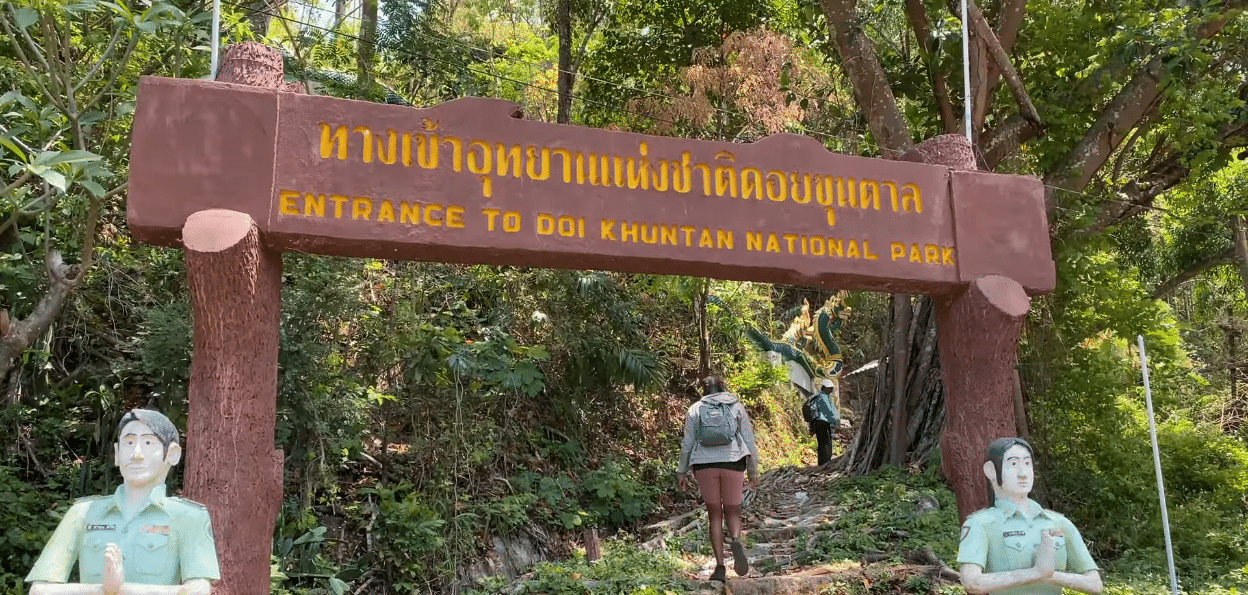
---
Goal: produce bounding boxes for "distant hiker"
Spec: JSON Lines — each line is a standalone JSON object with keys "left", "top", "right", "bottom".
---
{"left": 677, "top": 375, "right": 760, "bottom": 583}
{"left": 957, "top": 437, "right": 1102, "bottom": 595}
{"left": 803, "top": 378, "right": 840, "bottom": 466}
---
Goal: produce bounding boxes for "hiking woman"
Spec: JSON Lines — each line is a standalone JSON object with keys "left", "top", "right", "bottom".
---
{"left": 677, "top": 375, "right": 760, "bottom": 582}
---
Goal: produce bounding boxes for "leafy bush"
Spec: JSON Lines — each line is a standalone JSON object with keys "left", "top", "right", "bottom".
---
{"left": 0, "top": 467, "right": 72, "bottom": 594}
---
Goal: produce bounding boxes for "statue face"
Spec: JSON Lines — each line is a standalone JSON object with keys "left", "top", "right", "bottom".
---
{"left": 115, "top": 420, "right": 181, "bottom": 490}
{"left": 993, "top": 444, "right": 1034, "bottom": 499}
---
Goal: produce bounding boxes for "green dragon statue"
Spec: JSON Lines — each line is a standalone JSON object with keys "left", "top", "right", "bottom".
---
{"left": 742, "top": 293, "right": 852, "bottom": 394}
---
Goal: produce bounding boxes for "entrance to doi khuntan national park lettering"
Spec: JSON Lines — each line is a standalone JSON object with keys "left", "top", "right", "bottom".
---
{"left": 127, "top": 43, "right": 1054, "bottom": 595}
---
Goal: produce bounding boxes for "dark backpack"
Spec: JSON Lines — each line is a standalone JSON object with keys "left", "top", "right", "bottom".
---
{"left": 801, "top": 395, "right": 818, "bottom": 424}
{"left": 696, "top": 400, "right": 739, "bottom": 447}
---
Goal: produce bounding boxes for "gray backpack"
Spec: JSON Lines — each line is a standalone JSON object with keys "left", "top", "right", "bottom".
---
{"left": 696, "top": 400, "right": 739, "bottom": 447}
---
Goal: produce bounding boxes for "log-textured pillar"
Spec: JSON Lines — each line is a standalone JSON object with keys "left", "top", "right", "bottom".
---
{"left": 183, "top": 209, "right": 284, "bottom": 595}
{"left": 901, "top": 135, "right": 1032, "bottom": 521}
{"left": 936, "top": 276, "right": 1030, "bottom": 521}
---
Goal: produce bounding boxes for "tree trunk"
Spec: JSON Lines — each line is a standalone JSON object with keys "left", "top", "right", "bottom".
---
{"left": 888, "top": 294, "right": 912, "bottom": 465}
{"left": 843, "top": 296, "right": 944, "bottom": 473}
{"left": 357, "top": 0, "right": 378, "bottom": 92}
{"left": 555, "top": 0, "right": 573, "bottom": 125}
{"left": 696, "top": 279, "right": 710, "bottom": 378}
{"left": 1233, "top": 215, "right": 1248, "bottom": 299}
{"left": 182, "top": 209, "right": 284, "bottom": 595}
{"left": 335, "top": 0, "right": 347, "bottom": 25}
{"left": 937, "top": 276, "right": 1030, "bottom": 521}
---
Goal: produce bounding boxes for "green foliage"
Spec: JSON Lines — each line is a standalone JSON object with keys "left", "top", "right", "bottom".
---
{"left": 793, "top": 466, "right": 960, "bottom": 566}
{"left": 0, "top": 467, "right": 70, "bottom": 593}
{"left": 513, "top": 459, "right": 657, "bottom": 531}
{"left": 364, "top": 482, "right": 450, "bottom": 590}
{"left": 506, "top": 541, "right": 685, "bottom": 595}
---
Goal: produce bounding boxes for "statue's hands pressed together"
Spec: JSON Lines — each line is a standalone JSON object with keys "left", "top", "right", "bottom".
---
{"left": 102, "top": 544, "right": 124, "bottom": 595}
{"left": 1034, "top": 528, "right": 1061, "bottom": 578}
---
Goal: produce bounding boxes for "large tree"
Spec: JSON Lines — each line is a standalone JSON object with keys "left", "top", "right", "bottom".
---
{"left": 806, "top": 0, "right": 1248, "bottom": 470}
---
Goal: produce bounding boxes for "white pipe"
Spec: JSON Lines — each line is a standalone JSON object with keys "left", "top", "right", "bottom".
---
{"left": 209, "top": 0, "right": 221, "bottom": 79}
{"left": 1137, "top": 335, "right": 1180, "bottom": 595}
{"left": 960, "top": 0, "right": 972, "bottom": 142}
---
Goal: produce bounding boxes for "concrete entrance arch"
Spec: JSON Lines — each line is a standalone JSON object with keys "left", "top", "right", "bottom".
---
{"left": 128, "top": 42, "right": 1054, "bottom": 595}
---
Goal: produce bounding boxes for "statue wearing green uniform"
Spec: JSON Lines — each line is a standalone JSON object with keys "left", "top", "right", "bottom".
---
{"left": 26, "top": 409, "right": 220, "bottom": 595}
{"left": 956, "top": 437, "right": 1102, "bottom": 595}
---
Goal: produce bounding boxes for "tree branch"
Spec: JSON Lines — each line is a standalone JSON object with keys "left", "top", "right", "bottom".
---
{"left": 980, "top": 113, "right": 1042, "bottom": 169}
{"left": 1152, "top": 247, "right": 1236, "bottom": 299}
{"left": 1044, "top": 0, "right": 1247, "bottom": 210}
{"left": 904, "top": 0, "right": 957, "bottom": 133}
{"left": 818, "top": 0, "right": 914, "bottom": 155}
{"left": 73, "top": 24, "right": 124, "bottom": 95}
{"left": 967, "top": 0, "right": 1041, "bottom": 129}
{"left": 0, "top": 250, "right": 83, "bottom": 377}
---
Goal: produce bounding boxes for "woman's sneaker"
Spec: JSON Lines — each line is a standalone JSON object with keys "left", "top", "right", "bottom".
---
{"left": 710, "top": 565, "right": 727, "bottom": 582}
{"left": 730, "top": 539, "right": 749, "bottom": 576}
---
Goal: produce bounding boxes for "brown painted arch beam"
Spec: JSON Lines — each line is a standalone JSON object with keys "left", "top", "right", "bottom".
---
{"left": 128, "top": 76, "right": 1055, "bottom": 296}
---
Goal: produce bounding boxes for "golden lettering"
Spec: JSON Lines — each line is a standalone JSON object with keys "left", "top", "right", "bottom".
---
{"left": 740, "top": 168, "right": 762, "bottom": 200}
{"left": 859, "top": 179, "right": 880, "bottom": 210}
{"left": 909, "top": 244, "right": 922, "bottom": 263}
{"left": 810, "top": 236, "right": 826, "bottom": 256}
{"left": 825, "top": 207, "right": 836, "bottom": 227}
{"left": 864, "top": 240, "right": 879, "bottom": 260}
{"left": 902, "top": 183, "right": 923, "bottom": 213}
{"left": 699, "top": 229, "right": 713, "bottom": 248}
{"left": 416, "top": 134, "right": 438, "bottom": 169}
{"left": 925, "top": 244, "right": 939, "bottom": 264}
{"left": 442, "top": 136, "right": 463, "bottom": 172}
{"left": 828, "top": 238, "right": 843, "bottom": 258}
{"left": 553, "top": 148, "right": 573, "bottom": 183}
{"left": 353, "top": 127, "right": 374, "bottom": 163}
{"left": 527, "top": 146, "right": 551, "bottom": 180}
{"left": 716, "top": 230, "right": 733, "bottom": 250}
{"left": 480, "top": 175, "right": 493, "bottom": 198}
{"left": 661, "top": 224, "right": 678, "bottom": 245}
{"left": 601, "top": 219, "right": 617, "bottom": 240}
{"left": 765, "top": 234, "right": 780, "bottom": 252}
{"left": 320, "top": 124, "right": 348, "bottom": 160}
{"left": 279, "top": 190, "right": 300, "bottom": 215}
{"left": 423, "top": 204, "right": 444, "bottom": 226}
{"left": 765, "top": 171, "right": 786, "bottom": 202}
{"left": 303, "top": 193, "right": 325, "bottom": 218}
{"left": 376, "top": 130, "right": 398, "bottom": 165}
{"left": 630, "top": 143, "right": 651, "bottom": 190}
{"left": 883, "top": 181, "right": 899, "bottom": 211}
{"left": 483, "top": 208, "right": 500, "bottom": 231}
{"left": 400, "top": 201, "right": 420, "bottom": 225}
{"left": 352, "top": 196, "right": 373, "bottom": 220}
{"left": 782, "top": 233, "right": 798, "bottom": 253}
{"left": 612, "top": 156, "right": 626, "bottom": 188}
{"left": 447, "top": 206, "right": 465, "bottom": 228}
{"left": 791, "top": 173, "right": 813, "bottom": 204}
{"left": 837, "top": 177, "right": 857, "bottom": 208}
{"left": 503, "top": 212, "right": 521, "bottom": 232}
{"left": 537, "top": 213, "right": 555, "bottom": 235}
{"left": 942, "top": 246, "right": 955, "bottom": 265}
{"left": 847, "top": 241, "right": 860, "bottom": 259}
{"left": 330, "top": 195, "right": 349, "bottom": 219}
{"left": 653, "top": 159, "right": 671, "bottom": 192}
{"left": 891, "top": 242, "right": 906, "bottom": 261}
{"left": 673, "top": 153, "right": 692, "bottom": 193}
{"left": 681, "top": 226, "right": 696, "bottom": 246}
{"left": 641, "top": 224, "right": 659, "bottom": 244}
{"left": 378, "top": 200, "right": 395, "bottom": 223}
{"left": 467, "top": 140, "right": 492, "bottom": 174}
{"left": 621, "top": 221, "right": 638, "bottom": 242}
{"left": 402, "top": 132, "right": 412, "bottom": 167}
{"left": 716, "top": 164, "right": 738, "bottom": 198}
{"left": 747, "top": 231, "right": 763, "bottom": 251}
{"left": 494, "top": 143, "right": 521, "bottom": 177}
